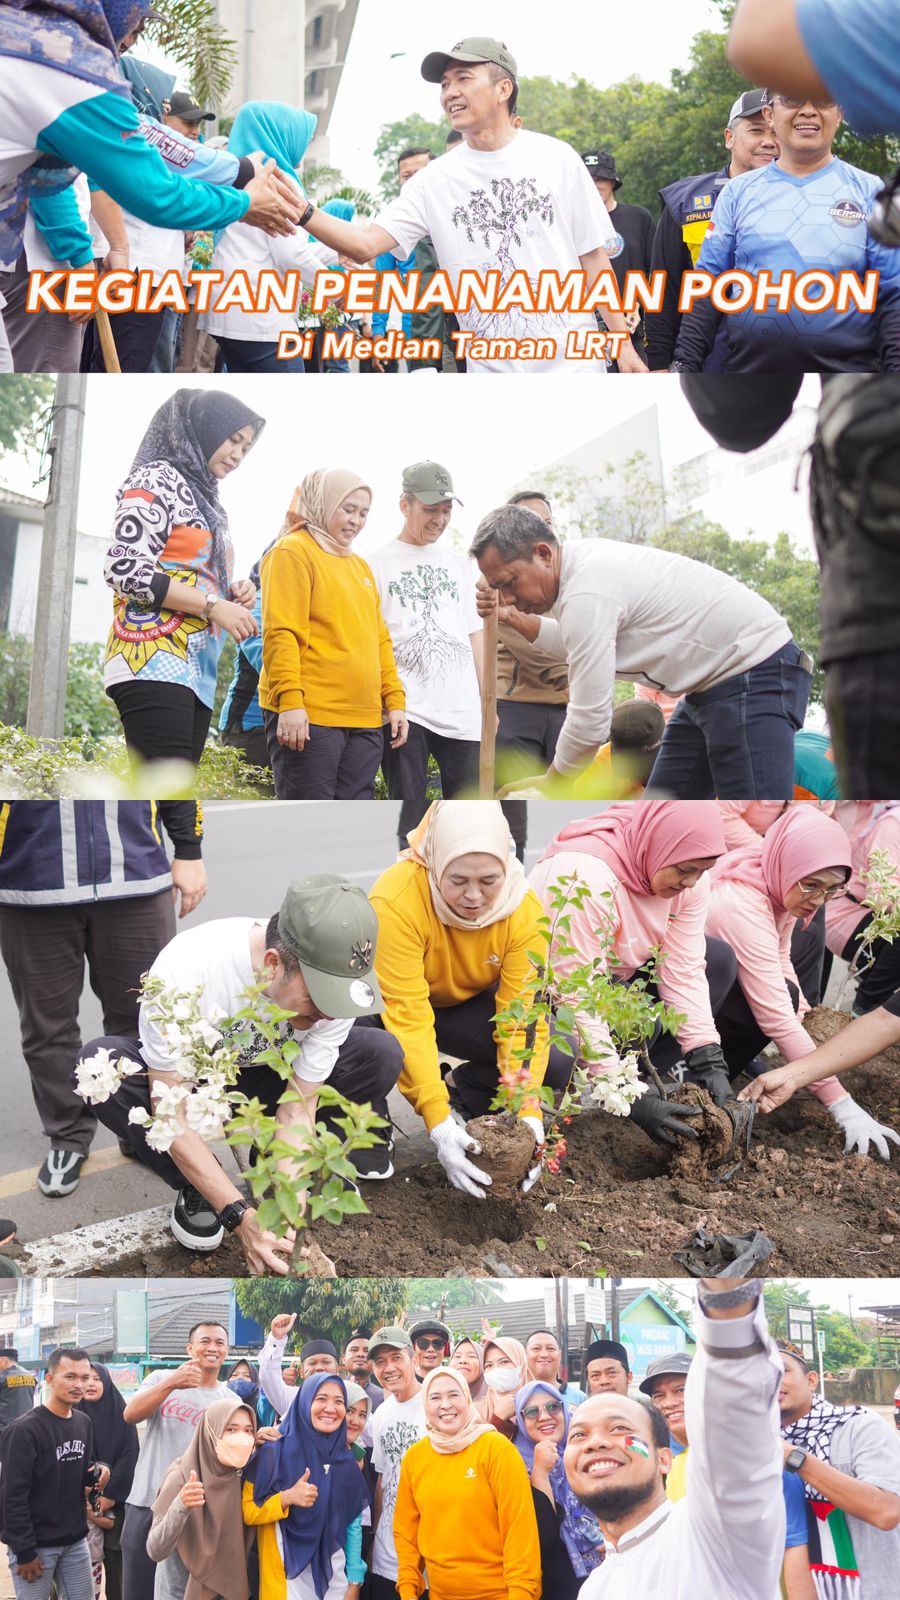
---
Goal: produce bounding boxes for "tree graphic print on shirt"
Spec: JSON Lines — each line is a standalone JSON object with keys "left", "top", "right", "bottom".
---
{"left": 388, "top": 563, "right": 470, "bottom": 684}
{"left": 451, "top": 176, "right": 555, "bottom": 341}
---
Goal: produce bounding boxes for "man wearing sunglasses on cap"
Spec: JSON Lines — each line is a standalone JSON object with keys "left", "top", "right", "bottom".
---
{"left": 409, "top": 1319, "right": 452, "bottom": 1381}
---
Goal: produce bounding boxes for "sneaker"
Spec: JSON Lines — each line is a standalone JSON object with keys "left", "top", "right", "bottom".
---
{"left": 37, "top": 1150, "right": 86, "bottom": 1196}
{"left": 350, "top": 1138, "right": 394, "bottom": 1181}
{"left": 170, "top": 1186, "right": 224, "bottom": 1251}
{"left": 118, "top": 1139, "right": 137, "bottom": 1159}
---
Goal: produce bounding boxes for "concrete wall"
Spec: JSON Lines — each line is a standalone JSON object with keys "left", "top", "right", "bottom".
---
{"left": 825, "top": 1368, "right": 899, "bottom": 1407}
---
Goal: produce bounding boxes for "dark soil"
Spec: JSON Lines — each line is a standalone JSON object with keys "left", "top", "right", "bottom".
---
{"left": 21, "top": 1007, "right": 899, "bottom": 1280}
{"left": 466, "top": 1113, "right": 536, "bottom": 1198}
{"left": 667, "top": 1085, "right": 737, "bottom": 1182}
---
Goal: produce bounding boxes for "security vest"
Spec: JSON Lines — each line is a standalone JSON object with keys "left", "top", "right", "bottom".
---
{"left": 658, "top": 164, "right": 731, "bottom": 263}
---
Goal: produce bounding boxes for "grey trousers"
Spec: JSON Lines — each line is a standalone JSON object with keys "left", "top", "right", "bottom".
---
{"left": 0, "top": 890, "right": 175, "bottom": 1153}
{"left": 0, "top": 255, "right": 85, "bottom": 372}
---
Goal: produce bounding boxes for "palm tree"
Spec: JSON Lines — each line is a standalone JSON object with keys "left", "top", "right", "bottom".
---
{"left": 145, "top": 1, "right": 238, "bottom": 110}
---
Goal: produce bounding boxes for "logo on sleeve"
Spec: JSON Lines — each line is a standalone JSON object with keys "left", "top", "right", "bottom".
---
{"left": 829, "top": 198, "right": 866, "bottom": 228}
{"left": 606, "top": 232, "right": 625, "bottom": 259}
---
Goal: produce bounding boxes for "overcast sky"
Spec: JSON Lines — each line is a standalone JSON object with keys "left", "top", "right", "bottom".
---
{"left": 0, "top": 372, "right": 818, "bottom": 575}
{"left": 500, "top": 1278, "right": 900, "bottom": 1318}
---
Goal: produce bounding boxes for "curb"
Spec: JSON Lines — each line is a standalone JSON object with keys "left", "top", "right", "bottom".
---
{"left": 19, "top": 1204, "right": 174, "bottom": 1276}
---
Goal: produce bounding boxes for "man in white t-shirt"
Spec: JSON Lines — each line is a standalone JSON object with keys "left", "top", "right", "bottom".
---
{"left": 369, "top": 460, "right": 482, "bottom": 847}
{"left": 82, "top": 875, "right": 403, "bottom": 1273}
{"left": 367, "top": 1327, "right": 428, "bottom": 1600}
{"left": 301, "top": 36, "right": 647, "bottom": 374}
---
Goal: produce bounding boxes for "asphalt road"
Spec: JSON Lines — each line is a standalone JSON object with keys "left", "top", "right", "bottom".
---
{"left": 0, "top": 799, "right": 600, "bottom": 1244}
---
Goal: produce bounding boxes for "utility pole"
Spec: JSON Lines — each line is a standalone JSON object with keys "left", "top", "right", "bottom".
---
{"left": 26, "top": 374, "right": 86, "bottom": 739}
{"left": 610, "top": 1277, "right": 621, "bottom": 1341}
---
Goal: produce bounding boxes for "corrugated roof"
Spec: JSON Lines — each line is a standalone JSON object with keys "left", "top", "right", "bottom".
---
{"left": 148, "top": 1289, "right": 231, "bottom": 1358}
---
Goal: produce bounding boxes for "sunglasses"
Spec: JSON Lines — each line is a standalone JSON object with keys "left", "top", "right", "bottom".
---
{"left": 415, "top": 1337, "right": 447, "bottom": 1350}
{"left": 796, "top": 879, "right": 847, "bottom": 903}
{"left": 775, "top": 96, "right": 836, "bottom": 110}
{"left": 522, "top": 1400, "right": 565, "bottom": 1421}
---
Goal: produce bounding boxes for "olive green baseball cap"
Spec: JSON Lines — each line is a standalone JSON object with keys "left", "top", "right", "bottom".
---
{"left": 401, "top": 461, "right": 462, "bottom": 506}
{"left": 421, "top": 36, "right": 518, "bottom": 84}
{"left": 368, "top": 1326, "right": 414, "bottom": 1356}
{"left": 277, "top": 874, "right": 382, "bottom": 1019}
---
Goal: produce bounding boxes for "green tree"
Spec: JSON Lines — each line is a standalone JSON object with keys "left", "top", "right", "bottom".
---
{"left": 144, "top": 2, "right": 237, "bottom": 110}
{"left": 404, "top": 1279, "right": 504, "bottom": 1313}
{"left": 0, "top": 376, "right": 54, "bottom": 457}
{"left": 763, "top": 1280, "right": 814, "bottom": 1340}
{"left": 234, "top": 1278, "right": 407, "bottom": 1349}
{"left": 817, "top": 1312, "right": 876, "bottom": 1370}
{"left": 536, "top": 454, "right": 666, "bottom": 544}
{"left": 373, "top": 115, "right": 448, "bottom": 201}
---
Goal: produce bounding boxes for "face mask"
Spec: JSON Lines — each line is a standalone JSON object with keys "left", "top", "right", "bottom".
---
{"left": 484, "top": 1368, "right": 521, "bottom": 1394}
{"left": 228, "top": 1379, "right": 257, "bottom": 1403}
{"left": 215, "top": 1433, "right": 255, "bottom": 1469}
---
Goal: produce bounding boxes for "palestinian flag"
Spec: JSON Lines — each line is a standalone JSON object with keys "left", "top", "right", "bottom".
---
{"left": 805, "top": 1499, "right": 860, "bottom": 1600}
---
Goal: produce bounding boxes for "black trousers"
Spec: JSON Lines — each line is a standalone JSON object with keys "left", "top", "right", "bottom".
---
{"left": 265, "top": 714, "right": 383, "bottom": 799}
{"left": 83, "top": 307, "right": 165, "bottom": 373}
{"left": 826, "top": 650, "right": 900, "bottom": 798}
{"left": 381, "top": 721, "right": 479, "bottom": 846}
{"left": 840, "top": 912, "right": 900, "bottom": 1013}
{"left": 497, "top": 699, "right": 567, "bottom": 781}
{"left": 85, "top": 1023, "right": 404, "bottom": 1189}
{"left": 109, "top": 681, "right": 212, "bottom": 767}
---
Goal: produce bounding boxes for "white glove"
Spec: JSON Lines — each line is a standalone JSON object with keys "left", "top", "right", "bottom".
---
{"left": 430, "top": 1114, "right": 493, "bottom": 1198}
{"left": 828, "top": 1094, "right": 900, "bottom": 1160}
{"left": 520, "top": 1115, "right": 546, "bottom": 1195}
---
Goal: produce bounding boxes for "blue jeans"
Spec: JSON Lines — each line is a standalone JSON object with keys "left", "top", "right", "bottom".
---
{"left": 8, "top": 1541, "right": 93, "bottom": 1600}
{"left": 214, "top": 336, "right": 305, "bottom": 373}
{"left": 647, "top": 640, "right": 811, "bottom": 798}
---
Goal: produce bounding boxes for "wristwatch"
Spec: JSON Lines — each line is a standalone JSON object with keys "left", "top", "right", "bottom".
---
{"left": 785, "top": 1447, "right": 808, "bottom": 1474}
{"left": 201, "top": 594, "right": 217, "bottom": 622}
{"left": 298, "top": 201, "right": 315, "bottom": 228}
{"left": 217, "top": 1199, "right": 251, "bottom": 1233}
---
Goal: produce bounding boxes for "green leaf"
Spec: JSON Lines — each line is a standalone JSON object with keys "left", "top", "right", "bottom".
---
{"left": 534, "top": 1236, "right": 547, "bottom": 1252}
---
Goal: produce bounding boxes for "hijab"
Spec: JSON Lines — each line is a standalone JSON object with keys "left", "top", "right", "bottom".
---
{"left": 128, "top": 389, "right": 265, "bottom": 591}
{"left": 226, "top": 1360, "right": 260, "bottom": 1411}
{"left": 478, "top": 1336, "right": 530, "bottom": 1429}
{"left": 421, "top": 1367, "right": 495, "bottom": 1457}
{"left": 402, "top": 800, "right": 529, "bottom": 931}
{"left": 279, "top": 468, "right": 372, "bottom": 559}
{"left": 151, "top": 1397, "right": 254, "bottom": 1600}
{"left": 228, "top": 101, "right": 317, "bottom": 175}
{"left": 343, "top": 1380, "right": 370, "bottom": 1463}
{"left": 711, "top": 807, "right": 851, "bottom": 922}
{"left": 449, "top": 1338, "right": 488, "bottom": 1404}
{"left": 244, "top": 1372, "right": 366, "bottom": 1599}
{"left": 540, "top": 802, "right": 727, "bottom": 896}
{"left": 74, "top": 1363, "right": 139, "bottom": 1504}
{"left": 513, "top": 1382, "right": 604, "bottom": 1579}
{"left": 0, "top": 3, "right": 149, "bottom": 94}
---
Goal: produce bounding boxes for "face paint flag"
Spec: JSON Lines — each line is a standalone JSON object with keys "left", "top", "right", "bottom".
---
{"left": 624, "top": 1435, "right": 651, "bottom": 1457}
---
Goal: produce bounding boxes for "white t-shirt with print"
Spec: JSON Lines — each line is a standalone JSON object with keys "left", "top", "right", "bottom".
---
{"left": 376, "top": 130, "right": 615, "bottom": 372}
{"left": 370, "top": 1389, "right": 426, "bottom": 1581}
{"left": 139, "top": 917, "right": 353, "bottom": 1081}
{"left": 367, "top": 538, "right": 482, "bottom": 739}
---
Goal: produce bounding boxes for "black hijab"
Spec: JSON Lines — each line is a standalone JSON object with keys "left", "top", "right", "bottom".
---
{"left": 75, "top": 1363, "right": 140, "bottom": 1504}
{"left": 129, "top": 389, "right": 265, "bottom": 586}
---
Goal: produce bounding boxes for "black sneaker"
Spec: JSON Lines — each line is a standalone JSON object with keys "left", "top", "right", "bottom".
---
{"left": 170, "top": 1186, "right": 224, "bottom": 1251}
{"left": 350, "top": 1138, "right": 394, "bottom": 1181}
{"left": 37, "top": 1150, "right": 86, "bottom": 1196}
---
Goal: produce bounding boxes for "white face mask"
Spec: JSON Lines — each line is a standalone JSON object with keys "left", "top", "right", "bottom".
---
{"left": 484, "top": 1367, "right": 521, "bottom": 1394}
{"left": 215, "top": 1433, "right": 255, "bottom": 1469}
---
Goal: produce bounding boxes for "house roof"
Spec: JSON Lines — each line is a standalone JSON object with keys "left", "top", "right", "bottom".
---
{"left": 148, "top": 1288, "right": 231, "bottom": 1358}
{"left": 440, "top": 1286, "right": 695, "bottom": 1349}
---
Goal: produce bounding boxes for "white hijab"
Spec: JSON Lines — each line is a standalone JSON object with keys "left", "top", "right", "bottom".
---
{"left": 402, "top": 800, "right": 529, "bottom": 931}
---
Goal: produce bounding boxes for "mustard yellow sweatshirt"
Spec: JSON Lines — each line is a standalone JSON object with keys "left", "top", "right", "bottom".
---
{"left": 258, "top": 530, "right": 405, "bottom": 726}
{"left": 368, "top": 860, "right": 550, "bottom": 1132}
{"left": 394, "top": 1431, "right": 541, "bottom": 1600}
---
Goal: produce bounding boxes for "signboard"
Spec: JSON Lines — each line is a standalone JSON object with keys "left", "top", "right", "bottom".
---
{"left": 583, "top": 1288, "right": 606, "bottom": 1329}
{"left": 105, "top": 1362, "right": 143, "bottom": 1393}
{"left": 627, "top": 1323, "right": 685, "bottom": 1378}
{"left": 817, "top": 1330, "right": 827, "bottom": 1353}
{"left": 787, "top": 1307, "right": 817, "bottom": 1365}
{"left": 115, "top": 1291, "right": 147, "bottom": 1355}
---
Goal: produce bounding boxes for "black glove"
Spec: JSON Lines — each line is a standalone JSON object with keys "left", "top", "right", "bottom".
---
{"left": 628, "top": 1086, "right": 702, "bottom": 1147}
{"left": 682, "top": 1044, "right": 734, "bottom": 1108}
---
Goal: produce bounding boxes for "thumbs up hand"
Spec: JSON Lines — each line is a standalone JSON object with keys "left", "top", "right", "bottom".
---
{"left": 181, "top": 1470, "right": 206, "bottom": 1510}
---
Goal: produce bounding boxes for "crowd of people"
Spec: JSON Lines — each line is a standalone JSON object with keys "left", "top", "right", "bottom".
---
{"left": 2, "top": 1281, "right": 899, "bottom": 1599}
{"left": 96, "top": 386, "right": 862, "bottom": 803}
{"left": 2, "top": 796, "right": 898, "bottom": 1271}
{"left": 2, "top": 7, "right": 900, "bottom": 374}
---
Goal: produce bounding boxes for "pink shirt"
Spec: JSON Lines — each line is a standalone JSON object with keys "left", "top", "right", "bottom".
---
{"left": 825, "top": 808, "right": 900, "bottom": 957}
{"left": 706, "top": 878, "right": 843, "bottom": 1105}
{"left": 718, "top": 803, "right": 787, "bottom": 851}
{"left": 528, "top": 850, "right": 718, "bottom": 1069}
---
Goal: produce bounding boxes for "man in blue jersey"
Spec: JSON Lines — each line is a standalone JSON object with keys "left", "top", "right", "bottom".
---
{"left": 672, "top": 92, "right": 900, "bottom": 371}
{"left": 728, "top": 0, "right": 900, "bottom": 138}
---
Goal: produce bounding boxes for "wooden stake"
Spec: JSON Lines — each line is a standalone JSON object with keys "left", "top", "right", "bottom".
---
{"left": 480, "top": 604, "right": 498, "bottom": 796}
{"left": 95, "top": 308, "right": 121, "bottom": 374}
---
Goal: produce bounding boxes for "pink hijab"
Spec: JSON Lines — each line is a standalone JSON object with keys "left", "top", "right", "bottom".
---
{"left": 540, "top": 802, "right": 727, "bottom": 896}
{"left": 711, "top": 807, "right": 851, "bottom": 917}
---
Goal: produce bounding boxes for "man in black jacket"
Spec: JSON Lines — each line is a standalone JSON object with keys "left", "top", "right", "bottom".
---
{"left": 0, "top": 1347, "right": 109, "bottom": 1600}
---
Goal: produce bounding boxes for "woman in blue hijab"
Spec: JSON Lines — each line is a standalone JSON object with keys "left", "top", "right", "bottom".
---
{"left": 205, "top": 101, "right": 340, "bottom": 374}
{"left": 513, "top": 1381, "right": 604, "bottom": 1599}
{"left": 242, "top": 1372, "right": 368, "bottom": 1600}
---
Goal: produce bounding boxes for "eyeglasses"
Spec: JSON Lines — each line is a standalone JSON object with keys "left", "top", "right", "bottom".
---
{"left": 415, "top": 1337, "right": 447, "bottom": 1350}
{"left": 775, "top": 96, "right": 836, "bottom": 110}
{"left": 521, "top": 1400, "right": 565, "bottom": 1421}
{"left": 795, "top": 879, "right": 847, "bottom": 903}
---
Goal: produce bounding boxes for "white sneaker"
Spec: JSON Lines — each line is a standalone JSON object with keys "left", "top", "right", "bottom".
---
{"left": 37, "top": 1150, "right": 86, "bottom": 1196}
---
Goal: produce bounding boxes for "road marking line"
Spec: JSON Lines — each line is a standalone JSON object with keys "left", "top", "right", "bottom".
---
{"left": 0, "top": 1144, "right": 129, "bottom": 1199}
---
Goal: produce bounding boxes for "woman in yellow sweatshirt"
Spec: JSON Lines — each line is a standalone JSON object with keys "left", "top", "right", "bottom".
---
{"left": 394, "top": 1366, "right": 541, "bottom": 1600}
{"left": 368, "top": 800, "right": 575, "bottom": 1199}
{"left": 258, "top": 468, "right": 407, "bottom": 799}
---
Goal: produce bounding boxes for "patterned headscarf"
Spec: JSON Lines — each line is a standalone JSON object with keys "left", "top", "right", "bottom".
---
{"left": 513, "top": 1382, "right": 604, "bottom": 1578}
{"left": 782, "top": 1394, "right": 865, "bottom": 1504}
